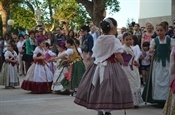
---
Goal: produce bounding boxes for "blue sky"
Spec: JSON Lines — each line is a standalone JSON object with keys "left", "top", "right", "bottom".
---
{"left": 106, "top": 0, "right": 139, "bottom": 28}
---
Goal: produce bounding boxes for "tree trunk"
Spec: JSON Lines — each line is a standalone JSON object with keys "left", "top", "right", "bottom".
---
{"left": 76, "top": 0, "right": 106, "bottom": 27}
{"left": 92, "top": 0, "right": 106, "bottom": 27}
{"left": 0, "top": 2, "right": 7, "bottom": 36}
{"left": 47, "top": 0, "right": 55, "bottom": 31}
{"left": 0, "top": 0, "right": 10, "bottom": 36}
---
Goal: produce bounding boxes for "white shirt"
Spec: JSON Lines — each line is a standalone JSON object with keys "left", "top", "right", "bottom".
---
{"left": 141, "top": 51, "right": 151, "bottom": 66}
{"left": 17, "top": 40, "right": 25, "bottom": 52}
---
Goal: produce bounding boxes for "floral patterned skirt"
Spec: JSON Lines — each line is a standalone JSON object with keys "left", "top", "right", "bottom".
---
{"left": 163, "top": 90, "right": 175, "bottom": 115}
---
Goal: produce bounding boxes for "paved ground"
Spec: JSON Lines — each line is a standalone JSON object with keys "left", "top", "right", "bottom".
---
{"left": 0, "top": 76, "right": 163, "bottom": 115}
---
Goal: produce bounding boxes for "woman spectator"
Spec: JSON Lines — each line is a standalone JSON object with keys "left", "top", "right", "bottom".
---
{"left": 24, "top": 30, "right": 37, "bottom": 72}
{"left": 141, "top": 22, "right": 154, "bottom": 49}
{"left": 67, "top": 30, "right": 75, "bottom": 39}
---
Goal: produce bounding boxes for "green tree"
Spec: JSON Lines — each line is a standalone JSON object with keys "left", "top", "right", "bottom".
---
{"left": 75, "top": 0, "right": 120, "bottom": 27}
{"left": 0, "top": 0, "right": 24, "bottom": 35}
{"left": 10, "top": 4, "right": 36, "bottom": 30}
{"left": 126, "top": 18, "right": 135, "bottom": 32}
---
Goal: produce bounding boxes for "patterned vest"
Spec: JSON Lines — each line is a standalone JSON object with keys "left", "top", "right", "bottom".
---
{"left": 68, "top": 49, "right": 81, "bottom": 62}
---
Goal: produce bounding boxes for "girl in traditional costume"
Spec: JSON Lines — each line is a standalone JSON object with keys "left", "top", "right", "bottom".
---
{"left": 21, "top": 36, "right": 53, "bottom": 93}
{"left": 142, "top": 22, "right": 173, "bottom": 105}
{"left": 74, "top": 18, "right": 133, "bottom": 115}
{"left": 44, "top": 42, "right": 56, "bottom": 74}
{"left": 122, "top": 32, "right": 143, "bottom": 107}
{"left": 0, "top": 42, "right": 19, "bottom": 88}
{"left": 55, "top": 38, "right": 85, "bottom": 96}
{"left": 52, "top": 41, "right": 69, "bottom": 92}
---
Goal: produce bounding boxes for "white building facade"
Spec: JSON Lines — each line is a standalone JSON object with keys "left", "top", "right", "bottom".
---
{"left": 139, "top": 0, "right": 175, "bottom": 27}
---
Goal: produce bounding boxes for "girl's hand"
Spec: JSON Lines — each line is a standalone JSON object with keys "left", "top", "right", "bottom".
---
{"left": 134, "top": 61, "right": 140, "bottom": 67}
{"left": 13, "top": 60, "right": 18, "bottom": 64}
{"left": 140, "top": 55, "right": 145, "bottom": 60}
{"left": 52, "top": 57, "right": 57, "bottom": 62}
{"left": 40, "top": 56, "right": 45, "bottom": 60}
{"left": 49, "top": 57, "right": 55, "bottom": 62}
{"left": 149, "top": 48, "right": 155, "bottom": 53}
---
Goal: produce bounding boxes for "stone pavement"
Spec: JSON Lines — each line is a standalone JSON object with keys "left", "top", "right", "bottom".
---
{"left": 0, "top": 76, "right": 162, "bottom": 115}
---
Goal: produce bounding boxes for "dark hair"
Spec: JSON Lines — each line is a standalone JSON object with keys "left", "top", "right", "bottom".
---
{"left": 142, "top": 42, "right": 150, "bottom": 48}
{"left": 18, "top": 34, "right": 24, "bottom": 39}
{"left": 132, "top": 35, "right": 139, "bottom": 46}
{"left": 122, "top": 32, "right": 132, "bottom": 39}
{"left": 100, "top": 17, "right": 117, "bottom": 34}
{"left": 45, "top": 42, "right": 50, "bottom": 48}
{"left": 167, "top": 29, "right": 174, "bottom": 38}
{"left": 134, "top": 23, "right": 140, "bottom": 27}
{"left": 66, "top": 38, "right": 74, "bottom": 45}
{"left": 29, "top": 30, "right": 35, "bottom": 35}
{"left": 9, "top": 39, "right": 16, "bottom": 49}
{"left": 169, "top": 26, "right": 173, "bottom": 30}
{"left": 67, "top": 30, "right": 75, "bottom": 38}
{"left": 131, "top": 22, "right": 136, "bottom": 27}
{"left": 80, "top": 25, "right": 90, "bottom": 32}
{"left": 158, "top": 22, "right": 168, "bottom": 31}
{"left": 3, "top": 33, "right": 10, "bottom": 40}
{"left": 66, "top": 38, "right": 82, "bottom": 59}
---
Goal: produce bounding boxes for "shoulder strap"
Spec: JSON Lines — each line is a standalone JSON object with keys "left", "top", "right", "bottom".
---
{"left": 154, "top": 37, "right": 159, "bottom": 46}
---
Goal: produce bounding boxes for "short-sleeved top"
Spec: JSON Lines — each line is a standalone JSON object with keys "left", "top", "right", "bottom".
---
{"left": 25, "top": 38, "right": 36, "bottom": 55}
{"left": 141, "top": 51, "right": 151, "bottom": 66}
{"left": 33, "top": 47, "right": 45, "bottom": 58}
{"left": 65, "top": 48, "right": 81, "bottom": 61}
{"left": 4, "top": 50, "right": 17, "bottom": 60}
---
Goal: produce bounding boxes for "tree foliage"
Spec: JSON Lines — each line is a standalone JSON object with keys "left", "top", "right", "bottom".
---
{"left": 106, "top": 0, "right": 120, "bottom": 14}
{"left": 0, "top": 0, "right": 120, "bottom": 34}
{"left": 10, "top": 4, "right": 36, "bottom": 30}
{"left": 75, "top": 0, "right": 120, "bottom": 27}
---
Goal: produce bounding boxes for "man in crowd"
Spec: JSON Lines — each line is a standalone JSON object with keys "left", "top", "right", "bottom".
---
{"left": 80, "top": 25, "right": 94, "bottom": 69}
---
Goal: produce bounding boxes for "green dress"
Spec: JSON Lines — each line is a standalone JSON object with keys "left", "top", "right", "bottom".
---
{"left": 61, "top": 48, "right": 85, "bottom": 89}
{"left": 142, "top": 36, "right": 171, "bottom": 104}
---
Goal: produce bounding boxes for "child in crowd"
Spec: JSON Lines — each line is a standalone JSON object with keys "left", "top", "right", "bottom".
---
{"left": 44, "top": 42, "right": 56, "bottom": 74}
{"left": 21, "top": 36, "right": 53, "bottom": 93}
{"left": 122, "top": 32, "right": 143, "bottom": 107}
{"left": 52, "top": 41, "right": 69, "bottom": 92}
{"left": 0, "top": 42, "right": 19, "bottom": 89}
{"left": 140, "top": 42, "right": 151, "bottom": 85}
{"left": 55, "top": 38, "right": 85, "bottom": 96}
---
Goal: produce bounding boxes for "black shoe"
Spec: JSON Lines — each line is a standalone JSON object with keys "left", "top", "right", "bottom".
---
{"left": 97, "top": 111, "right": 104, "bottom": 115}
{"left": 105, "top": 112, "right": 111, "bottom": 115}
